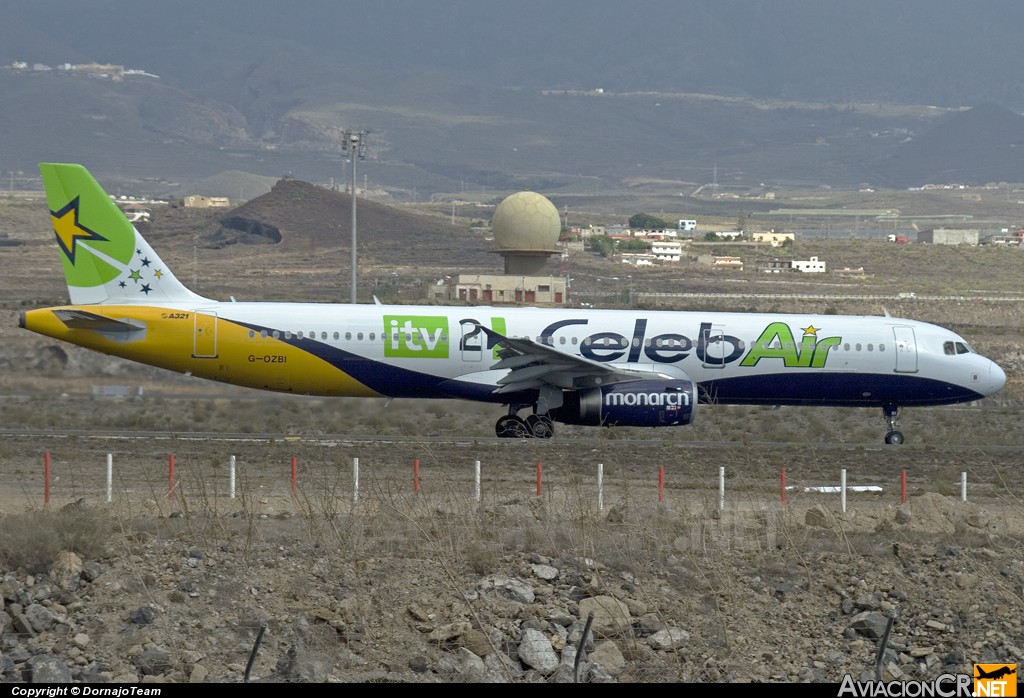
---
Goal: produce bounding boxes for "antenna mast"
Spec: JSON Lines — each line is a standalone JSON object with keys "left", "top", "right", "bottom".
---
{"left": 342, "top": 129, "right": 368, "bottom": 304}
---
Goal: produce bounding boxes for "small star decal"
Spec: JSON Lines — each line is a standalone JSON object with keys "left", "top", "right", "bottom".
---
{"left": 140, "top": 284, "right": 152, "bottom": 295}
{"left": 153, "top": 269, "right": 164, "bottom": 279}
{"left": 50, "top": 196, "right": 108, "bottom": 263}
{"left": 129, "top": 269, "right": 142, "bottom": 282}
{"left": 118, "top": 281, "right": 127, "bottom": 288}
{"left": 801, "top": 325, "right": 820, "bottom": 336}
{"left": 140, "top": 257, "right": 151, "bottom": 267}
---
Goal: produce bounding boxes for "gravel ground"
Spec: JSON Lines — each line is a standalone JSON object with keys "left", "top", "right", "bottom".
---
{"left": 0, "top": 436, "right": 1021, "bottom": 684}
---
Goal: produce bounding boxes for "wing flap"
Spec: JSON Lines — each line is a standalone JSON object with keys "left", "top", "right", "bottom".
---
{"left": 479, "top": 325, "right": 629, "bottom": 394}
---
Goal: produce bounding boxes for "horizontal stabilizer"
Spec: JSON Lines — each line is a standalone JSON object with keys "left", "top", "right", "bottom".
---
{"left": 53, "top": 309, "right": 145, "bottom": 335}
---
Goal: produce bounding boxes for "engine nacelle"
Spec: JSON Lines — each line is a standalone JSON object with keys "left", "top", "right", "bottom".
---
{"left": 548, "top": 379, "right": 697, "bottom": 427}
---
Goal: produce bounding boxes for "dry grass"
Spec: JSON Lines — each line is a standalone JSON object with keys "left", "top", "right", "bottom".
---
{"left": 0, "top": 503, "right": 114, "bottom": 573}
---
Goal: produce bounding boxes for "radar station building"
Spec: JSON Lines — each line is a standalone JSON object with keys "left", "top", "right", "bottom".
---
{"left": 429, "top": 191, "right": 568, "bottom": 305}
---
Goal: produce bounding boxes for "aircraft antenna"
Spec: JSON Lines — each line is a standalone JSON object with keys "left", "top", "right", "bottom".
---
{"left": 342, "top": 129, "right": 369, "bottom": 304}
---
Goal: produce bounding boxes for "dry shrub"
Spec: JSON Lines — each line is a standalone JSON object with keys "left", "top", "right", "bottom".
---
{"left": 0, "top": 503, "right": 114, "bottom": 573}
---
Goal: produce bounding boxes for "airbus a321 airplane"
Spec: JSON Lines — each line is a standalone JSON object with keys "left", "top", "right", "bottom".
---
{"left": 20, "top": 163, "right": 1007, "bottom": 444}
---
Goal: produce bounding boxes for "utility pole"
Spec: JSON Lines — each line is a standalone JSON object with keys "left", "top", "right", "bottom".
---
{"left": 342, "top": 129, "right": 368, "bottom": 304}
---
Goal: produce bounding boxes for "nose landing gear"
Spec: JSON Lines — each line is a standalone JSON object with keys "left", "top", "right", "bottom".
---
{"left": 883, "top": 405, "right": 904, "bottom": 445}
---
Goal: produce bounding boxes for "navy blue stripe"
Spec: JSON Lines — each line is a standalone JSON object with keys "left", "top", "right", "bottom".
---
{"left": 700, "top": 372, "right": 983, "bottom": 407}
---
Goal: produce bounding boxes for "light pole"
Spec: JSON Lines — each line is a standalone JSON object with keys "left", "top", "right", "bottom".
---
{"left": 342, "top": 129, "right": 368, "bottom": 303}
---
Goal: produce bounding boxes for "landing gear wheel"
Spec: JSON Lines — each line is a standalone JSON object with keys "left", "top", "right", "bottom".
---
{"left": 882, "top": 405, "right": 903, "bottom": 445}
{"left": 525, "top": 414, "right": 554, "bottom": 439}
{"left": 885, "top": 430, "right": 905, "bottom": 445}
{"left": 495, "top": 415, "right": 529, "bottom": 438}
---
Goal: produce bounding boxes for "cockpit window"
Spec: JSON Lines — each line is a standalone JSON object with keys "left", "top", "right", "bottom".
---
{"left": 944, "top": 341, "right": 973, "bottom": 356}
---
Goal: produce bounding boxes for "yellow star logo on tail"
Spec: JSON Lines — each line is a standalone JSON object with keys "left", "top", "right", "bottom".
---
{"left": 51, "top": 196, "right": 107, "bottom": 263}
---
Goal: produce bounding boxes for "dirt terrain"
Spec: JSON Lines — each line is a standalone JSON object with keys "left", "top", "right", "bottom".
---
{"left": 0, "top": 187, "right": 1022, "bottom": 683}
{"left": 0, "top": 434, "right": 1021, "bottom": 684}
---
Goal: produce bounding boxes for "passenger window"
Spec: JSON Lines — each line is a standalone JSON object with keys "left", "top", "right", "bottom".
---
{"left": 333, "top": 332, "right": 339, "bottom": 340}
{"left": 867, "top": 344, "right": 873, "bottom": 351}
{"left": 345, "top": 332, "right": 352, "bottom": 340}
{"left": 878, "top": 344, "right": 885, "bottom": 352}
{"left": 272, "top": 330, "right": 280, "bottom": 339}
{"left": 260, "top": 330, "right": 268, "bottom": 339}
{"left": 248, "top": 330, "right": 255, "bottom": 338}
{"left": 559, "top": 336, "right": 566, "bottom": 345}
{"left": 855, "top": 343, "right": 862, "bottom": 351}
{"left": 357, "top": 332, "right": 364, "bottom": 340}
{"left": 297, "top": 331, "right": 303, "bottom": 339}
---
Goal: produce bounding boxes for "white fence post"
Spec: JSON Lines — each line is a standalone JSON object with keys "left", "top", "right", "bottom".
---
{"left": 841, "top": 469, "right": 847, "bottom": 513}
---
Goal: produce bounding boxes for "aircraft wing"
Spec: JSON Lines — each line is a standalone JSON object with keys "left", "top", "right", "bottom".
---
{"left": 478, "top": 325, "right": 664, "bottom": 395}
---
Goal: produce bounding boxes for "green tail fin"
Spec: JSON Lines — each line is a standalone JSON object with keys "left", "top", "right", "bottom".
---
{"left": 40, "top": 163, "right": 203, "bottom": 305}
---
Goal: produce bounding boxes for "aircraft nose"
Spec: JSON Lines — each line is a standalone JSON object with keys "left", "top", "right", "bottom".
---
{"left": 989, "top": 360, "right": 1007, "bottom": 395}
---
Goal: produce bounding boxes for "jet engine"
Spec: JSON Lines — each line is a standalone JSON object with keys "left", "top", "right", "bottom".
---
{"left": 548, "top": 379, "right": 697, "bottom": 427}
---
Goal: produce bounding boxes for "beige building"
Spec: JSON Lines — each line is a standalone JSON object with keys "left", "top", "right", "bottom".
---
{"left": 428, "top": 274, "right": 568, "bottom": 305}
{"left": 181, "top": 195, "right": 231, "bottom": 208}
{"left": 752, "top": 231, "right": 795, "bottom": 246}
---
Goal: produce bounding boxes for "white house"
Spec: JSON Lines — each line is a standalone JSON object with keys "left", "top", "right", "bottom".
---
{"left": 792, "top": 256, "right": 826, "bottom": 273}
{"left": 651, "top": 240, "right": 682, "bottom": 262}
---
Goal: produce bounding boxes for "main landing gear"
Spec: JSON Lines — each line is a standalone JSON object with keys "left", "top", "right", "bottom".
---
{"left": 495, "top": 405, "right": 554, "bottom": 439}
{"left": 883, "top": 405, "right": 905, "bottom": 445}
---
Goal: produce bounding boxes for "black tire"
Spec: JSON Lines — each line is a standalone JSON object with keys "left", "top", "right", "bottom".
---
{"left": 885, "top": 430, "right": 905, "bottom": 445}
{"left": 526, "top": 414, "right": 554, "bottom": 439}
{"left": 495, "top": 415, "right": 528, "bottom": 438}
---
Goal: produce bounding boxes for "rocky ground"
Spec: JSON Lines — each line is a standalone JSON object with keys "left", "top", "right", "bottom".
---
{"left": 0, "top": 437, "right": 1022, "bottom": 685}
